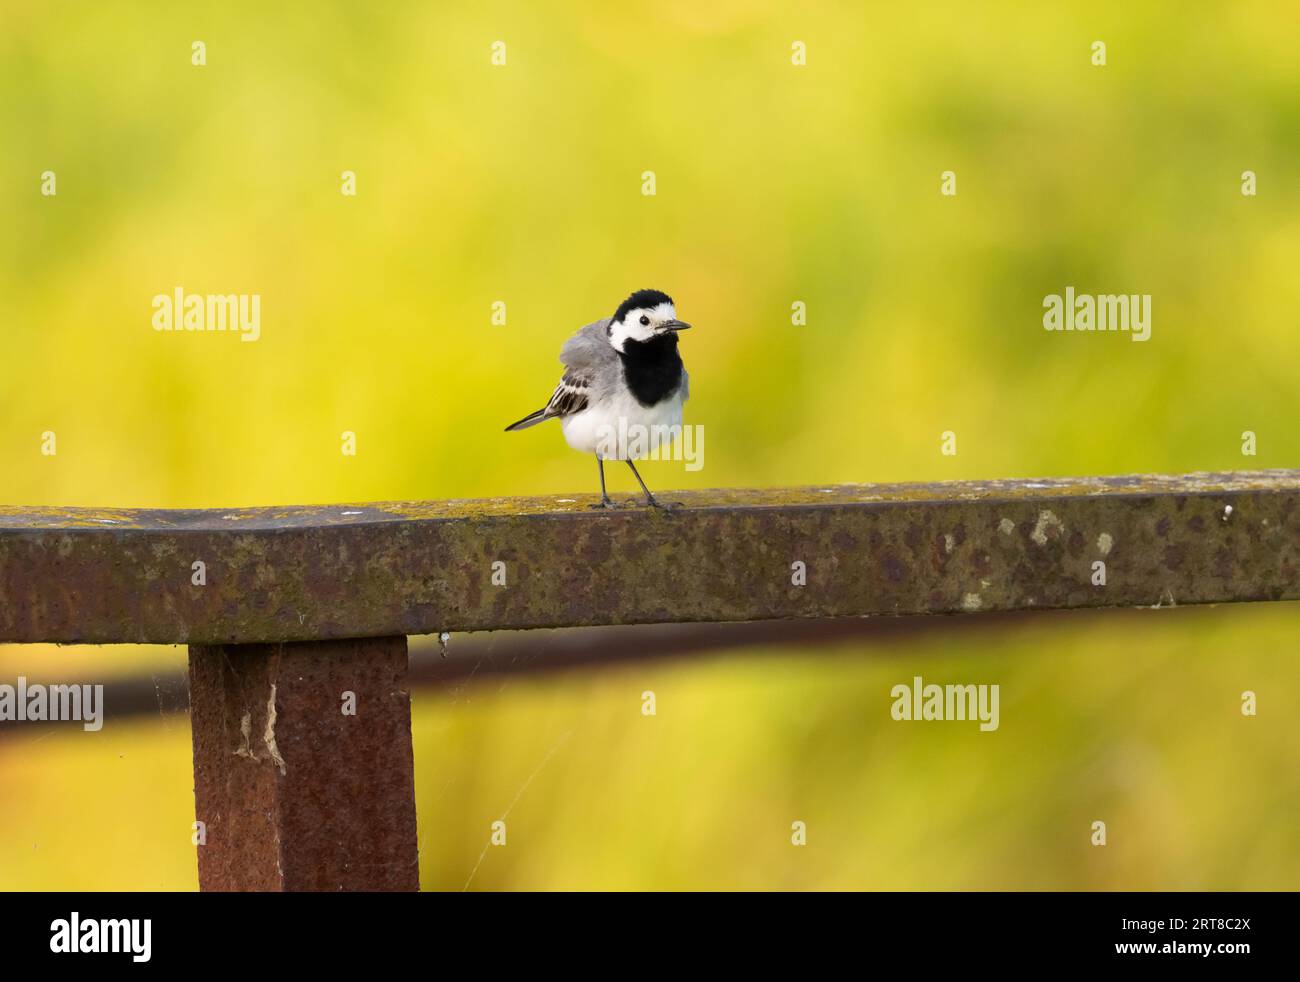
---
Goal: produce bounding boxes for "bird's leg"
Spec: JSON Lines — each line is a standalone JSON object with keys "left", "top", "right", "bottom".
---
{"left": 589, "top": 455, "right": 616, "bottom": 509}
{"left": 626, "top": 459, "right": 676, "bottom": 510}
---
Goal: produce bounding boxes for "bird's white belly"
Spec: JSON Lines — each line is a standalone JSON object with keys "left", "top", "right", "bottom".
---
{"left": 561, "top": 390, "right": 684, "bottom": 459}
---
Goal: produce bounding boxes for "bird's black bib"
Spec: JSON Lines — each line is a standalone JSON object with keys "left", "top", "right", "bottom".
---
{"left": 619, "top": 334, "right": 683, "bottom": 407}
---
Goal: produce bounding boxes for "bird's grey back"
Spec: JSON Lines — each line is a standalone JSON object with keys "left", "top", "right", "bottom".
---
{"left": 560, "top": 319, "right": 616, "bottom": 371}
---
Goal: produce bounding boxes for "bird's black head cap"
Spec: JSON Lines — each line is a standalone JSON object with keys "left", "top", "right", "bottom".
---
{"left": 612, "top": 288, "right": 674, "bottom": 325}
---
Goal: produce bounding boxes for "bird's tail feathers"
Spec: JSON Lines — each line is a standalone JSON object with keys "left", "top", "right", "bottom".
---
{"left": 504, "top": 408, "right": 551, "bottom": 432}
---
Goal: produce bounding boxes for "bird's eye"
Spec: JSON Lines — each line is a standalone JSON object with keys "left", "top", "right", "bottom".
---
{"left": 639, "top": 315, "right": 650, "bottom": 326}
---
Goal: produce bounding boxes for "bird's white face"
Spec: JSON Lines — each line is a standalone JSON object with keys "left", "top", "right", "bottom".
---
{"left": 608, "top": 302, "right": 686, "bottom": 352}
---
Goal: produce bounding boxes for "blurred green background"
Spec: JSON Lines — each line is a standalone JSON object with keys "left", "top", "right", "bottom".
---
{"left": 1, "top": 1, "right": 1297, "bottom": 889}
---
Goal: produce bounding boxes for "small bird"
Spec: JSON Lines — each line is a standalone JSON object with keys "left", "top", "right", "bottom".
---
{"left": 505, "top": 288, "right": 691, "bottom": 509}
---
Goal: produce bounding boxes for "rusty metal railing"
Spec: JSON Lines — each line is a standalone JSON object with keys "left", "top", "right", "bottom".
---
{"left": 2, "top": 471, "right": 1297, "bottom": 890}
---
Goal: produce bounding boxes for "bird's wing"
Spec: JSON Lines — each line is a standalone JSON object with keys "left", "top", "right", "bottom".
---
{"left": 506, "top": 321, "right": 614, "bottom": 431}
{"left": 504, "top": 367, "right": 590, "bottom": 431}
{"left": 542, "top": 370, "right": 591, "bottom": 418}
{"left": 536, "top": 319, "right": 616, "bottom": 418}
{"left": 516, "top": 318, "right": 629, "bottom": 423}
{"left": 545, "top": 317, "right": 623, "bottom": 419}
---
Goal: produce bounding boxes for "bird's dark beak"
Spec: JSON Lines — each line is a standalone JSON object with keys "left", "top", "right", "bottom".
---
{"left": 662, "top": 319, "right": 692, "bottom": 332}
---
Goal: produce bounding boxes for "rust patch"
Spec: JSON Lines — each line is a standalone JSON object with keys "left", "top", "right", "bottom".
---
{"left": 188, "top": 637, "right": 418, "bottom": 891}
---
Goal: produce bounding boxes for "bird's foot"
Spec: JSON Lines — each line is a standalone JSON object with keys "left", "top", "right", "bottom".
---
{"left": 645, "top": 496, "right": 682, "bottom": 512}
{"left": 588, "top": 496, "right": 618, "bottom": 510}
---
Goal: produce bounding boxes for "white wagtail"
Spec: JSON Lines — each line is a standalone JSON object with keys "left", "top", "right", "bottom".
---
{"left": 505, "top": 288, "right": 691, "bottom": 509}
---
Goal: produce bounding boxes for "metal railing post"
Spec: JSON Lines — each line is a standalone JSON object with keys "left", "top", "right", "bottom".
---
{"left": 187, "top": 636, "right": 419, "bottom": 891}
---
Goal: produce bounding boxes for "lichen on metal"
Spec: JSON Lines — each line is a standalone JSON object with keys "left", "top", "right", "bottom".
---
{"left": 0, "top": 470, "right": 1296, "bottom": 645}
